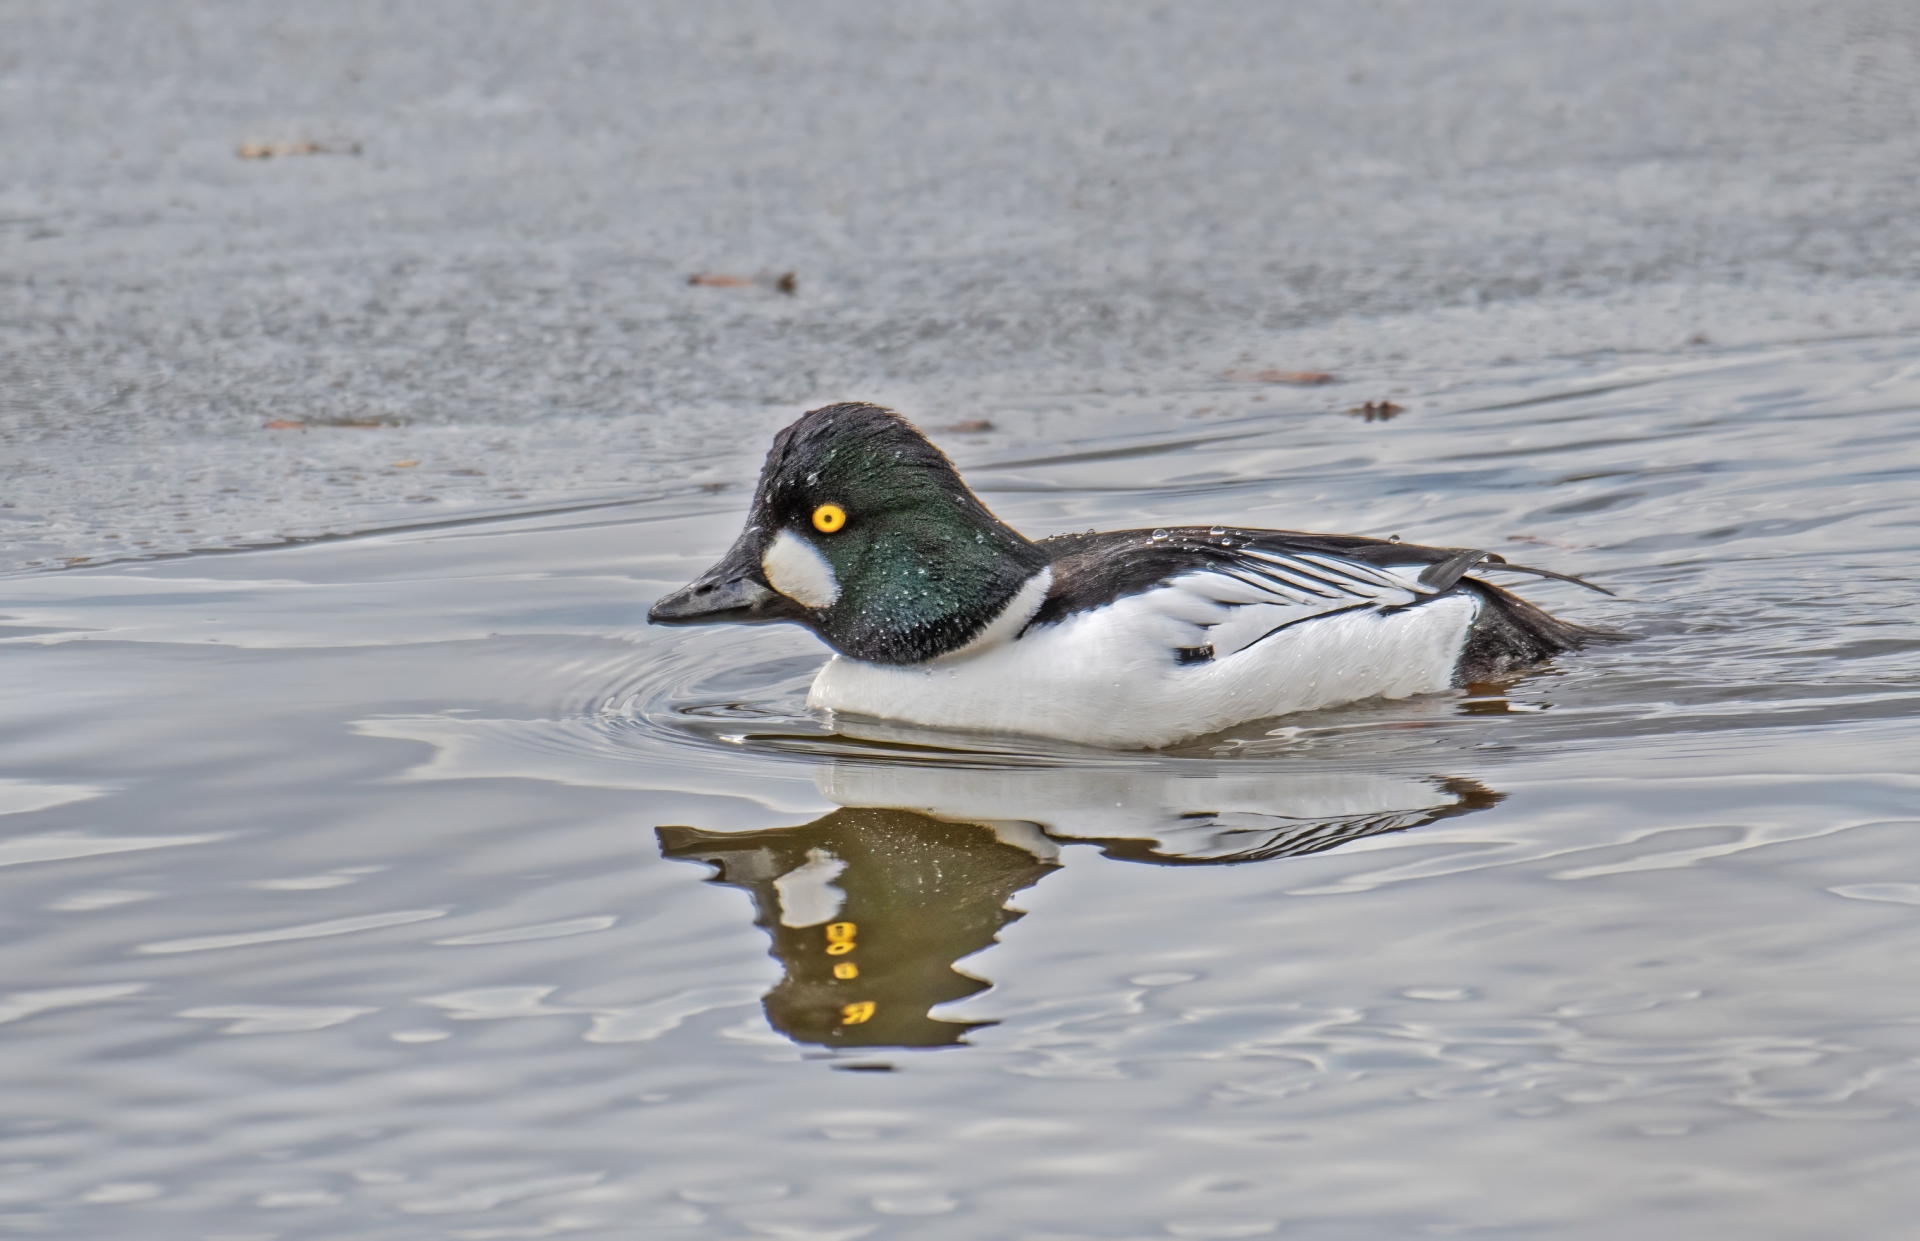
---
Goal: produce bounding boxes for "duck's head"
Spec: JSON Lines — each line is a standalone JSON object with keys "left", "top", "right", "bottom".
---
{"left": 648, "top": 403, "right": 1047, "bottom": 665}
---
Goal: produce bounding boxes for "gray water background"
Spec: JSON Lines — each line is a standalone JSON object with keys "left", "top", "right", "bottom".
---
{"left": 4, "top": 3, "right": 1920, "bottom": 1238}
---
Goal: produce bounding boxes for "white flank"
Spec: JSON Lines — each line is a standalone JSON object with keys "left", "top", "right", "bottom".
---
{"left": 808, "top": 564, "right": 1481, "bottom": 749}
{"left": 761, "top": 528, "right": 839, "bottom": 608}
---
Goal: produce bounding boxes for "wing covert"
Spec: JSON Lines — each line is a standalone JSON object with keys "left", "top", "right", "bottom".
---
{"left": 1170, "top": 550, "right": 1438, "bottom": 661}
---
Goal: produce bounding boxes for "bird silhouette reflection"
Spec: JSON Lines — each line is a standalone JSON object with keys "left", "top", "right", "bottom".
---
{"left": 658, "top": 771, "right": 1500, "bottom": 1049}
{"left": 659, "top": 809, "right": 1057, "bottom": 1048}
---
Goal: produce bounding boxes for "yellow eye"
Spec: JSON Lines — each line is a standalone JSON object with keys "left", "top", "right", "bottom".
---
{"left": 812, "top": 503, "right": 847, "bottom": 533}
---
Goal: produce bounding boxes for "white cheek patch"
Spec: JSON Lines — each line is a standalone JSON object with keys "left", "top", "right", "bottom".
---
{"left": 762, "top": 529, "right": 840, "bottom": 609}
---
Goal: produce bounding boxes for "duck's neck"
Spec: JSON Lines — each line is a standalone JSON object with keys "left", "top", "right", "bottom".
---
{"left": 813, "top": 521, "right": 1049, "bottom": 665}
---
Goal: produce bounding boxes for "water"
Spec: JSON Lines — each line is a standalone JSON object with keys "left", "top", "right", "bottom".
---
{"left": 7, "top": 4, "right": 1920, "bottom": 1238}
{"left": 8, "top": 0, "right": 1920, "bottom": 570}
{"left": 2, "top": 334, "right": 1918, "bottom": 1238}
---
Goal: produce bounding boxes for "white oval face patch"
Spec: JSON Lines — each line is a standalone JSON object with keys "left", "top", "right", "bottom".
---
{"left": 762, "top": 529, "right": 840, "bottom": 608}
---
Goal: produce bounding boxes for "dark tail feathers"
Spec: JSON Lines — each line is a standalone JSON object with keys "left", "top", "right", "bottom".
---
{"left": 1455, "top": 579, "right": 1630, "bottom": 684}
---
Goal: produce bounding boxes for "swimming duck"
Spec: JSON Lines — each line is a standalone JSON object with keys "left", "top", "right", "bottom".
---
{"left": 649, "top": 402, "right": 1620, "bottom": 748}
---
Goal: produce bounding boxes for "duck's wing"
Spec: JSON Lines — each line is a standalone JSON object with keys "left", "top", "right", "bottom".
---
{"left": 1027, "top": 528, "right": 1436, "bottom": 660}
{"left": 1027, "top": 527, "right": 1614, "bottom": 664}
{"left": 1230, "top": 530, "right": 1615, "bottom": 595}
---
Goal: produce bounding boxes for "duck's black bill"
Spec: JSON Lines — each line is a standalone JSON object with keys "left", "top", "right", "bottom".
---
{"left": 648, "top": 538, "right": 806, "bottom": 627}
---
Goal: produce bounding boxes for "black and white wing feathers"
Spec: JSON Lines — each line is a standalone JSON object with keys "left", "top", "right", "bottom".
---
{"left": 1028, "top": 527, "right": 1618, "bottom": 668}
{"left": 1175, "top": 548, "right": 1438, "bottom": 660}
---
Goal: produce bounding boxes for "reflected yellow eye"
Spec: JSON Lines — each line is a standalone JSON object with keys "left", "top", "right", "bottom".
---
{"left": 812, "top": 503, "right": 847, "bottom": 533}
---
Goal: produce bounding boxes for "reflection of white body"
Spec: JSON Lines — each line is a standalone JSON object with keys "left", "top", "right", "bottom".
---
{"left": 809, "top": 558, "right": 1478, "bottom": 749}
{"left": 819, "top": 762, "right": 1468, "bottom": 864}
{"left": 350, "top": 710, "right": 1490, "bottom": 866}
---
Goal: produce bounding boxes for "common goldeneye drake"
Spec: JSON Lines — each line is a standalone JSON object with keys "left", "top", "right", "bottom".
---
{"left": 649, "top": 402, "right": 1621, "bottom": 748}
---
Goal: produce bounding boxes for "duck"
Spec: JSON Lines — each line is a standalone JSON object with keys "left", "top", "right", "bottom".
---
{"left": 649, "top": 402, "right": 1622, "bottom": 749}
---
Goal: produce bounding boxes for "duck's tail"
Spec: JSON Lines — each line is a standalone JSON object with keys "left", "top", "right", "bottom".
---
{"left": 1455, "top": 578, "right": 1632, "bottom": 684}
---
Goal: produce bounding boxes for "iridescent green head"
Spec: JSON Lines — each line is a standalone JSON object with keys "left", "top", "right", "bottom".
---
{"left": 649, "top": 403, "right": 1046, "bottom": 664}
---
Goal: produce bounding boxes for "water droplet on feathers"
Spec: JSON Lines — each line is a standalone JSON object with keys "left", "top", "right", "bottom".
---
{"left": 1151, "top": 529, "right": 1169, "bottom": 541}
{"left": 1209, "top": 526, "right": 1225, "bottom": 536}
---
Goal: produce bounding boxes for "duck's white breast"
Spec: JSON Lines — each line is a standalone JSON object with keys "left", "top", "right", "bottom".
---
{"left": 807, "top": 580, "right": 1479, "bottom": 749}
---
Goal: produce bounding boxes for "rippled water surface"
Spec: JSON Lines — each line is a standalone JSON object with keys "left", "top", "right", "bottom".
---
{"left": 10, "top": 3, "right": 1920, "bottom": 1237}
{"left": 3, "top": 334, "right": 1919, "bottom": 1238}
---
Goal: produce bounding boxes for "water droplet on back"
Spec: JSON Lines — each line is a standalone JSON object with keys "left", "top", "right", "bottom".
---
{"left": 1209, "top": 526, "right": 1225, "bottom": 537}
{"left": 1388, "top": 534, "right": 1402, "bottom": 543}
{"left": 1151, "top": 529, "right": 1169, "bottom": 541}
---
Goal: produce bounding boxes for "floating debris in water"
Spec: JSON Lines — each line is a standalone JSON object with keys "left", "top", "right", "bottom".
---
{"left": 936, "top": 419, "right": 995, "bottom": 433}
{"left": 261, "top": 416, "right": 403, "bottom": 430}
{"left": 236, "top": 140, "right": 360, "bottom": 160}
{"left": 688, "top": 270, "right": 798, "bottom": 294}
{"left": 1225, "top": 368, "right": 1337, "bottom": 385}
{"left": 1347, "top": 400, "right": 1405, "bottom": 422}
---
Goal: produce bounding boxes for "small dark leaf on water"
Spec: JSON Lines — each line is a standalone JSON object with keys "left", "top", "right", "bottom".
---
{"left": 1346, "top": 401, "right": 1404, "bottom": 422}
{"left": 1226, "top": 369, "right": 1337, "bottom": 385}
{"left": 687, "top": 273, "right": 755, "bottom": 288}
{"left": 237, "top": 140, "right": 360, "bottom": 160}
{"left": 937, "top": 419, "right": 995, "bottom": 434}
{"left": 776, "top": 271, "right": 798, "bottom": 294}
{"left": 320, "top": 416, "right": 401, "bottom": 428}
{"left": 263, "top": 419, "right": 305, "bottom": 429}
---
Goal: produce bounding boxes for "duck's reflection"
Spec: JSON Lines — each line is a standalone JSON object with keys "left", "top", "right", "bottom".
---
{"left": 658, "top": 810, "right": 1058, "bottom": 1048}
{"left": 659, "top": 767, "right": 1502, "bottom": 1049}
{"left": 1076, "top": 774, "right": 1502, "bottom": 865}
